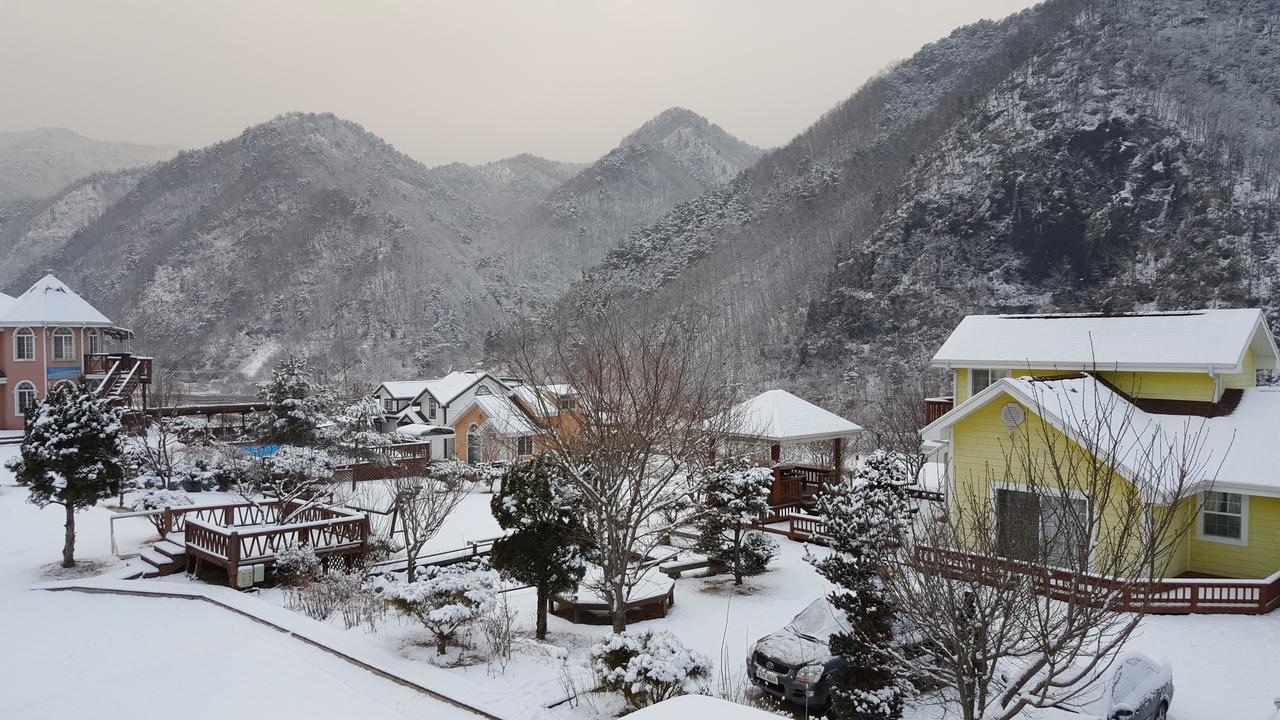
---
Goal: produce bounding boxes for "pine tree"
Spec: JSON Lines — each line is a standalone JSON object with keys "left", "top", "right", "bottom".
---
{"left": 255, "top": 356, "right": 334, "bottom": 445}
{"left": 694, "top": 458, "right": 777, "bottom": 586}
{"left": 489, "top": 456, "right": 586, "bottom": 639}
{"left": 6, "top": 383, "right": 125, "bottom": 568}
{"left": 814, "top": 450, "right": 913, "bottom": 720}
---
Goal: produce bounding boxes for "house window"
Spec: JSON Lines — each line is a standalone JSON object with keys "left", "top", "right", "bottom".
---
{"left": 52, "top": 328, "right": 75, "bottom": 361}
{"left": 467, "top": 424, "right": 483, "bottom": 463}
{"left": 475, "top": 385, "right": 492, "bottom": 396}
{"left": 971, "top": 368, "right": 1010, "bottom": 395}
{"left": 86, "top": 329, "right": 101, "bottom": 355}
{"left": 13, "top": 327, "right": 35, "bottom": 361}
{"left": 428, "top": 397, "right": 438, "bottom": 419}
{"left": 996, "top": 488, "right": 1088, "bottom": 568}
{"left": 559, "top": 396, "right": 577, "bottom": 411}
{"left": 517, "top": 436, "right": 534, "bottom": 456}
{"left": 15, "top": 381, "right": 37, "bottom": 416}
{"left": 444, "top": 437, "right": 456, "bottom": 459}
{"left": 383, "top": 397, "right": 395, "bottom": 413}
{"left": 1200, "top": 491, "right": 1246, "bottom": 543}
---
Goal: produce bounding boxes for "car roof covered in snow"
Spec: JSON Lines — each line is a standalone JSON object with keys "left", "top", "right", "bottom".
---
{"left": 932, "top": 309, "right": 1277, "bottom": 373}
{"left": 0, "top": 274, "right": 114, "bottom": 326}
{"left": 715, "top": 389, "right": 862, "bottom": 443}
{"left": 626, "top": 695, "right": 787, "bottom": 719}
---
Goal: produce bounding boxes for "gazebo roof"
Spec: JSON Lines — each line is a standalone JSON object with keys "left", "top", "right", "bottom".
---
{"left": 718, "top": 389, "right": 862, "bottom": 444}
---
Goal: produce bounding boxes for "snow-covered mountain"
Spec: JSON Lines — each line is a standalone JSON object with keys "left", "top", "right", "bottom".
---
{"left": 558, "top": 0, "right": 1280, "bottom": 406}
{"left": 0, "top": 127, "right": 177, "bottom": 202}
{"left": 0, "top": 109, "right": 759, "bottom": 384}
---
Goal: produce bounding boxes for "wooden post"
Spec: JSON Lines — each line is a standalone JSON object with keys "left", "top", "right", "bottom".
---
{"left": 769, "top": 443, "right": 781, "bottom": 462}
{"left": 831, "top": 437, "right": 844, "bottom": 479}
{"left": 227, "top": 530, "right": 241, "bottom": 587}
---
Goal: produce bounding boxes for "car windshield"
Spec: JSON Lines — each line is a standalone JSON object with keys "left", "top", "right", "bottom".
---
{"left": 783, "top": 599, "right": 848, "bottom": 645}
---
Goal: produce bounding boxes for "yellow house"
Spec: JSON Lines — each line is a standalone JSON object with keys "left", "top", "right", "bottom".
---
{"left": 920, "top": 309, "right": 1280, "bottom": 612}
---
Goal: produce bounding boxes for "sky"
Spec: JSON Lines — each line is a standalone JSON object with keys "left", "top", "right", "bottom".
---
{"left": 0, "top": 0, "right": 1039, "bottom": 167}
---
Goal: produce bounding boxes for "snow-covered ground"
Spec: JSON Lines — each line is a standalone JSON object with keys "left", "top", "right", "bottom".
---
{"left": 4, "top": 442, "right": 1280, "bottom": 719}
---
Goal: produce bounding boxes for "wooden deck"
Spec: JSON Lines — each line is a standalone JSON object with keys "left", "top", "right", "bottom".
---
{"left": 916, "top": 545, "right": 1280, "bottom": 615}
{"left": 164, "top": 500, "right": 370, "bottom": 587}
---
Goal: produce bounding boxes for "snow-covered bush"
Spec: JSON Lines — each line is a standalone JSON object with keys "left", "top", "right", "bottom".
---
{"left": 255, "top": 357, "right": 336, "bottom": 445}
{"left": 591, "top": 630, "right": 712, "bottom": 709}
{"left": 273, "top": 544, "right": 322, "bottom": 585}
{"left": 284, "top": 568, "right": 365, "bottom": 622}
{"left": 380, "top": 561, "right": 500, "bottom": 655}
{"left": 130, "top": 489, "right": 194, "bottom": 537}
{"left": 166, "top": 416, "right": 214, "bottom": 444}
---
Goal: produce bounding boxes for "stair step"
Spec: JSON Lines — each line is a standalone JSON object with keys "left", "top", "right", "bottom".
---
{"left": 139, "top": 548, "right": 174, "bottom": 568}
{"left": 154, "top": 540, "right": 186, "bottom": 559}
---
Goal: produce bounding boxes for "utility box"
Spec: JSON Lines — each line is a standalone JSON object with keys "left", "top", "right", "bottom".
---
{"left": 236, "top": 566, "right": 255, "bottom": 589}
{"left": 252, "top": 563, "right": 265, "bottom": 583}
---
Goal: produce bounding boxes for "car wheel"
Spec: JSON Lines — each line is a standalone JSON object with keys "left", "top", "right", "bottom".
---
{"left": 1153, "top": 701, "right": 1168, "bottom": 720}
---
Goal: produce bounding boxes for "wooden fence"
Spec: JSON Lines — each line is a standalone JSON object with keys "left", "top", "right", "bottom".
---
{"left": 916, "top": 545, "right": 1280, "bottom": 615}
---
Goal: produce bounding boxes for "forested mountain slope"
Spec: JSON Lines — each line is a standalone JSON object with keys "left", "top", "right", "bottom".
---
{"left": 560, "top": 0, "right": 1280, "bottom": 407}
{"left": 1, "top": 109, "right": 759, "bottom": 385}
{"left": 0, "top": 127, "right": 177, "bottom": 201}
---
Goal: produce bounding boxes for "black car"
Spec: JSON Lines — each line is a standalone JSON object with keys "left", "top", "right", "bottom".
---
{"left": 747, "top": 598, "right": 846, "bottom": 710}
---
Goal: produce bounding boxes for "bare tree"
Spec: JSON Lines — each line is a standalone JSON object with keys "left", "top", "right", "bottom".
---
{"left": 864, "top": 374, "right": 936, "bottom": 485}
{"left": 878, "top": 376, "right": 1222, "bottom": 720}
{"left": 386, "top": 467, "right": 470, "bottom": 583}
{"left": 128, "top": 371, "right": 189, "bottom": 491}
{"left": 236, "top": 446, "right": 335, "bottom": 525}
{"left": 500, "top": 311, "right": 739, "bottom": 631}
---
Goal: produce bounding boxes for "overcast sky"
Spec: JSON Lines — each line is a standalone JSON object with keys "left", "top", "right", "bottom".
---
{"left": 0, "top": 0, "right": 1038, "bottom": 167}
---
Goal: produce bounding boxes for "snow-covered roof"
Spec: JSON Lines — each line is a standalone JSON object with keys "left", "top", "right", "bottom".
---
{"left": 717, "top": 389, "right": 862, "bottom": 444}
{"left": 424, "top": 370, "right": 504, "bottom": 406}
{"left": 509, "top": 383, "right": 576, "bottom": 416}
{"left": 932, "top": 309, "right": 1278, "bottom": 372}
{"left": 394, "top": 405, "right": 429, "bottom": 425}
{"left": 0, "top": 274, "right": 114, "bottom": 327}
{"left": 923, "top": 374, "right": 1280, "bottom": 498}
{"left": 396, "top": 423, "right": 454, "bottom": 438}
{"left": 626, "top": 695, "right": 786, "bottom": 720}
{"left": 378, "top": 380, "right": 432, "bottom": 400}
{"left": 471, "top": 394, "right": 538, "bottom": 437}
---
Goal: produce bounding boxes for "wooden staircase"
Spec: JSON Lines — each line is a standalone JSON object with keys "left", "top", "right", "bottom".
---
{"left": 139, "top": 537, "right": 187, "bottom": 577}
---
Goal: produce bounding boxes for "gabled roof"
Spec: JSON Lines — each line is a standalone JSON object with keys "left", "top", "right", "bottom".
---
{"left": 470, "top": 394, "right": 538, "bottom": 437}
{"left": 0, "top": 274, "right": 114, "bottom": 326}
{"left": 377, "top": 380, "right": 432, "bottom": 400}
{"left": 922, "top": 374, "right": 1280, "bottom": 498}
{"left": 718, "top": 389, "right": 862, "bottom": 444}
{"left": 422, "top": 370, "right": 507, "bottom": 406}
{"left": 931, "top": 309, "right": 1278, "bottom": 373}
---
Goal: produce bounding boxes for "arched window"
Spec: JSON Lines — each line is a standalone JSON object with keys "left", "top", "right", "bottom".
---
{"left": 474, "top": 385, "right": 492, "bottom": 396}
{"left": 52, "top": 328, "right": 75, "bottom": 361}
{"left": 86, "top": 329, "right": 101, "bottom": 356}
{"left": 15, "top": 381, "right": 37, "bottom": 416}
{"left": 467, "top": 423, "right": 483, "bottom": 464}
{"left": 13, "top": 327, "right": 35, "bottom": 361}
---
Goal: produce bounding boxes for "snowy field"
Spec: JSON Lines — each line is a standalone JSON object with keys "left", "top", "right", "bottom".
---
{"left": 3, "top": 442, "right": 1279, "bottom": 719}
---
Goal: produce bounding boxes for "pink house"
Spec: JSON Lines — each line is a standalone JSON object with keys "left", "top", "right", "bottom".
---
{"left": 0, "top": 274, "right": 151, "bottom": 432}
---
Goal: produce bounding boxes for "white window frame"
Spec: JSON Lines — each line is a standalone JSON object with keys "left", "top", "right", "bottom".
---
{"left": 13, "top": 327, "right": 35, "bottom": 362}
{"left": 428, "top": 397, "right": 438, "bottom": 420}
{"left": 1196, "top": 491, "right": 1249, "bottom": 546}
{"left": 14, "top": 381, "right": 37, "bottom": 417}
{"left": 517, "top": 436, "right": 534, "bottom": 456}
{"left": 382, "top": 397, "right": 396, "bottom": 413}
{"left": 990, "top": 480, "right": 1096, "bottom": 569}
{"left": 86, "top": 328, "right": 101, "bottom": 356}
{"left": 51, "top": 328, "right": 76, "bottom": 361}
{"left": 970, "top": 368, "right": 1011, "bottom": 397}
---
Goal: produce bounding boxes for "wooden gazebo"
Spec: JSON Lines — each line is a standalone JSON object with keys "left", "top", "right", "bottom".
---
{"left": 710, "top": 389, "right": 862, "bottom": 518}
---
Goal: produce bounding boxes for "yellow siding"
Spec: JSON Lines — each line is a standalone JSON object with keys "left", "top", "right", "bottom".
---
{"left": 949, "top": 395, "right": 1140, "bottom": 568}
{"left": 1220, "top": 347, "right": 1258, "bottom": 391}
{"left": 1095, "top": 371, "right": 1215, "bottom": 402}
{"left": 1188, "top": 494, "right": 1280, "bottom": 579}
{"left": 954, "top": 368, "right": 970, "bottom": 404}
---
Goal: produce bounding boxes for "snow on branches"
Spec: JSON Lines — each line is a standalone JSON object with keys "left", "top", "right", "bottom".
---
{"left": 591, "top": 629, "right": 712, "bottom": 710}
{"left": 694, "top": 457, "right": 778, "bottom": 585}
{"left": 380, "top": 562, "right": 500, "bottom": 655}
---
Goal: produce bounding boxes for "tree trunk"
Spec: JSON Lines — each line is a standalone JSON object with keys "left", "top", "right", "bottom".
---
{"left": 62, "top": 503, "right": 76, "bottom": 568}
{"left": 535, "top": 586, "right": 549, "bottom": 640}
{"left": 436, "top": 635, "right": 447, "bottom": 655}
{"left": 611, "top": 583, "right": 627, "bottom": 633}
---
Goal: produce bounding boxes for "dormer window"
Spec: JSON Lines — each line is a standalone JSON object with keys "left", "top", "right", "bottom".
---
{"left": 52, "top": 328, "right": 75, "bottom": 361}
{"left": 971, "top": 368, "right": 1010, "bottom": 396}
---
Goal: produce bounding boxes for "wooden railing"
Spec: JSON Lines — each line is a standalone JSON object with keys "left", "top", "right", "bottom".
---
{"left": 369, "top": 441, "right": 432, "bottom": 460}
{"left": 787, "top": 513, "right": 829, "bottom": 545}
{"left": 770, "top": 463, "right": 836, "bottom": 506}
{"left": 84, "top": 353, "right": 153, "bottom": 383}
{"left": 924, "top": 396, "right": 954, "bottom": 425}
{"left": 161, "top": 500, "right": 355, "bottom": 535}
{"left": 916, "top": 545, "right": 1280, "bottom": 615}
